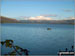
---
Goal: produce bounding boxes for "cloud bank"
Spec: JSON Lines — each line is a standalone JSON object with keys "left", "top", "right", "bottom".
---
{"left": 64, "top": 17, "right": 75, "bottom": 20}
{"left": 29, "top": 16, "right": 52, "bottom": 20}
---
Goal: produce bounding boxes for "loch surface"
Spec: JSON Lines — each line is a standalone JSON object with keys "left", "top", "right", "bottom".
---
{"left": 1, "top": 24, "right": 74, "bottom": 55}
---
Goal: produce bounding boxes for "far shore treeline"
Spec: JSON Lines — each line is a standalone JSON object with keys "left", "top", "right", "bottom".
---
{"left": 0, "top": 16, "right": 75, "bottom": 25}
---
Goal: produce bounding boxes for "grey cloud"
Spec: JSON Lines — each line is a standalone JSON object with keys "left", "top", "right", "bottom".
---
{"left": 63, "top": 9, "right": 72, "bottom": 12}
{"left": 41, "top": 14, "right": 58, "bottom": 17}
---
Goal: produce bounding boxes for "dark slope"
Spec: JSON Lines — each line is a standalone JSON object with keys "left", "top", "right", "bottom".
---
{"left": 0, "top": 16, "right": 20, "bottom": 23}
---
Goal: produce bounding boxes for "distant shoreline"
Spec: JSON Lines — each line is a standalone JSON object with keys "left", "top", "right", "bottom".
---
{"left": 1, "top": 23, "right": 75, "bottom": 25}
{"left": 1, "top": 16, "right": 75, "bottom": 25}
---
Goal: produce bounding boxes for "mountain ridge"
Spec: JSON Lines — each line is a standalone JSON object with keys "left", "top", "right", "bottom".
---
{"left": 0, "top": 16, "right": 20, "bottom": 23}
{"left": 0, "top": 16, "right": 75, "bottom": 25}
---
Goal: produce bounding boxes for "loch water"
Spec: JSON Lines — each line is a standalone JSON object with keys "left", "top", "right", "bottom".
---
{"left": 1, "top": 24, "right": 74, "bottom": 55}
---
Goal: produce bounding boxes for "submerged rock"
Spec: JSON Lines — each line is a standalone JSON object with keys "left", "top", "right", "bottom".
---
{"left": 47, "top": 28, "right": 51, "bottom": 30}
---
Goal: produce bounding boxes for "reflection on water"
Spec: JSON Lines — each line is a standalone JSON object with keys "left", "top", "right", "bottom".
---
{"left": 1, "top": 24, "right": 74, "bottom": 55}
